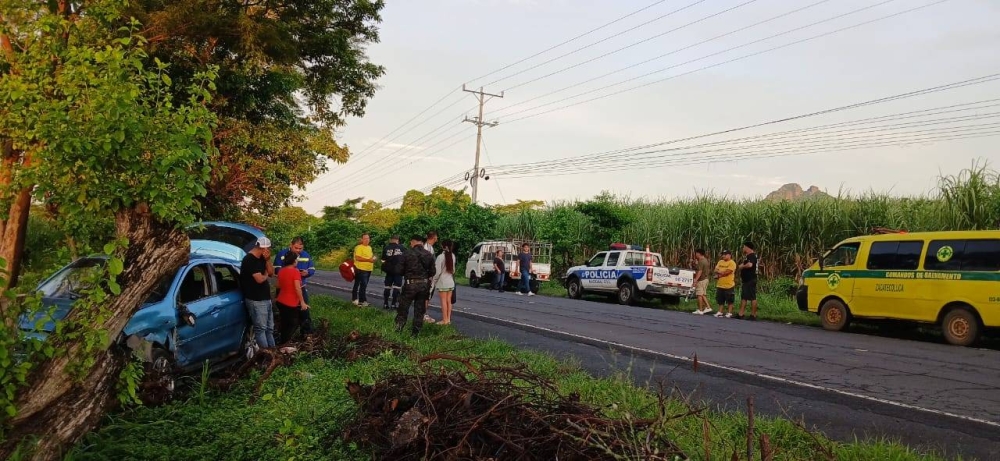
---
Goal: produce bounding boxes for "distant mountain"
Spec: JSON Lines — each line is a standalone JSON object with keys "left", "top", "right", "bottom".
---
{"left": 766, "top": 183, "right": 830, "bottom": 201}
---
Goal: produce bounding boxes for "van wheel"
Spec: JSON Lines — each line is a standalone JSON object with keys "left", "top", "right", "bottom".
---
{"left": 469, "top": 273, "right": 480, "bottom": 289}
{"left": 567, "top": 278, "right": 583, "bottom": 299}
{"left": 942, "top": 308, "right": 980, "bottom": 347}
{"left": 819, "top": 299, "right": 850, "bottom": 332}
{"left": 617, "top": 282, "right": 636, "bottom": 306}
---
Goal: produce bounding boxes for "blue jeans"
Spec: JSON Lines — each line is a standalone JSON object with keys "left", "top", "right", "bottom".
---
{"left": 245, "top": 299, "right": 275, "bottom": 348}
{"left": 520, "top": 272, "right": 531, "bottom": 294}
{"left": 493, "top": 271, "right": 506, "bottom": 291}
{"left": 352, "top": 270, "right": 372, "bottom": 303}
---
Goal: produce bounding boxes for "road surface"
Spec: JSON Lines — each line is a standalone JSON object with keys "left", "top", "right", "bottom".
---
{"left": 309, "top": 271, "right": 1000, "bottom": 460}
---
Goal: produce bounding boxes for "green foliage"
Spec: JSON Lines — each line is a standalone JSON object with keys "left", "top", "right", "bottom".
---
{"left": 321, "top": 198, "right": 364, "bottom": 222}
{"left": 127, "top": 0, "right": 387, "bottom": 219}
{"left": 117, "top": 352, "right": 145, "bottom": 407}
{"left": 261, "top": 206, "right": 322, "bottom": 250}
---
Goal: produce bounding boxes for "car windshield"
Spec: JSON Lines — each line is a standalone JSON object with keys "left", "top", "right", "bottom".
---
{"left": 38, "top": 258, "right": 106, "bottom": 299}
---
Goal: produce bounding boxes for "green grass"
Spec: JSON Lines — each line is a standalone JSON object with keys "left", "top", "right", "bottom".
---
{"left": 68, "top": 296, "right": 951, "bottom": 461}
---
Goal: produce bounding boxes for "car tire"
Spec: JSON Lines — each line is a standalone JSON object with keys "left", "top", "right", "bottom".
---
{"left": 941, "top": 307, "right": 980, "bottom": 347}
{"left": 148, "top": 347, "right": 176, "bottom": 394}
{"left": 617, "top": 281, "right": 636, "bottom": 306}
{"left": 819, "top": 299, "right": 851, "bottom": 332}
{"left": 241, "top": 327, "right": 258, "bottom": 362}
{"left": 470, "top": 273, "right": 480, "bottom": 289}
{"left": 567, "top": 278, "right": 583, "bottom": 299}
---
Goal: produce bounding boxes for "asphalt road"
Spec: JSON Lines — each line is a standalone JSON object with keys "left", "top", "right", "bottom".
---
{"left": 308, "top": 271, "right": 1000, "bottom": 460}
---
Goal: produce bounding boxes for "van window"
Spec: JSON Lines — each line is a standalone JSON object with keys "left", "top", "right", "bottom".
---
{"left": 624, "top": 252, "right": 640, "bottom": 266}
{"left": 926, "top": 239, "right": 1000, "bottom": 272}
{"left": 866, "top": 241, "right": 923, "bottom": 270}
{"left": 822, "top": 242, "right": 860, "bottom": 268}
{"left": 606, "top": 252, "right": 621, "bottom": 267}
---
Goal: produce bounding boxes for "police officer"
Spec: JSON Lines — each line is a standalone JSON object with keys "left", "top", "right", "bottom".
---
{"left": 380, "top": 235, "right": 405, "bottom": 310}
{"left": 395, "top": 235, "right": 436, "bottom": 336}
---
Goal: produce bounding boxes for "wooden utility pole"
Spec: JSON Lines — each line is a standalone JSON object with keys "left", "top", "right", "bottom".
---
{"left": 462, "top": 84, "right": 503, "bottom": 203}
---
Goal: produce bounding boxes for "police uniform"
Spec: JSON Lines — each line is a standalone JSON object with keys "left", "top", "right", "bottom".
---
{"left": 395, "top": 239, "right": 436, "bottom": 335}
{"left": 381, "top": 240, "right": 405, "bottom": 309}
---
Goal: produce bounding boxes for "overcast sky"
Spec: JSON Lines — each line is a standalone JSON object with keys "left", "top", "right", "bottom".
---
{"left": 300, "top": 0, "right": 1000, "bottom": 214}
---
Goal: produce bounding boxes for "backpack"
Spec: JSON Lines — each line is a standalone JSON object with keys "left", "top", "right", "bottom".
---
{"left": 339, "top": 259, "right": 355, "bottom": 282}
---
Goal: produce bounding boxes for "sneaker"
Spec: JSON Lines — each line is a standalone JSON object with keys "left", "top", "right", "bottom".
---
{"left": 351, "top": 300, "right": 359, "bottom": 306}
{"left": 528, "top": 292, "right": 535, "bottom": 297}
{"left": 692, "top": 309, "right": 703, "bottom": 315}
{"left": 703, "top": 307, "right": 713, "bottom": 315}
{"left": 713, "top": 312, "right": 724, "bottom": 318}
{"left": 725, "top": 313, "right": 733, "bottom": 318}
{"left": 516, "top": 292, "right": 523, "bottom": 296}
{"left": 423, "top": 314, "right": 436, "bottom": 324}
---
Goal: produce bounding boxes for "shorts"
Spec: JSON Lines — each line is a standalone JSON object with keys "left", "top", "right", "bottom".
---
{"left": 384, "top": 274, "right": 403, "bottom": 288}
{"left": 437, "top": 287, "right": 454, "bottom": 293}
{"left": 716, "top": 288, "right": 735, "bottom": 305}
{"left": 741, "top": 280, "right": 757, "bottom": 301}
{"left": 695, "top": 279, "right": 709, "bottom": 296}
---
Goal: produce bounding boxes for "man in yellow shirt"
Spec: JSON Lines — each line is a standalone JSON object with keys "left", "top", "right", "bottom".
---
{"left": 712, "top": 250, "right": 738, "bottom": 318}
{"left": 352, "top": 233, "right": 376, "bottom": 307}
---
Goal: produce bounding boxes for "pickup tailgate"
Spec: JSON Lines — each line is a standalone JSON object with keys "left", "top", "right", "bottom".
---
{"left": 651, "top": 267, "right": 695, "bottom": 289}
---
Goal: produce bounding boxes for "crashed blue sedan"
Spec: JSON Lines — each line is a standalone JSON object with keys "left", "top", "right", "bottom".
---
{"left": 20, "top": 222, "right": 268, "bottom": 390}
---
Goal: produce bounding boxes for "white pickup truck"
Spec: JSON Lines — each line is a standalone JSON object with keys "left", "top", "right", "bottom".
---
{"left": 564, "top": 247, "right": 695, "bottom": 305}
{"left": 465, "top": 239, "right": 552, "bottom": 293}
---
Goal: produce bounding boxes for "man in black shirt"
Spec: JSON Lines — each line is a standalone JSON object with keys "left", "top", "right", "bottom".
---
{"left": 380, "top": 235, "right": 406, "bottom": 310}
{"left": 395, "top": 235, "right": 436, "bottom": 337}
{"left": 738, "top": 241, "right": 759, "bottom": 321}
{"left": 240, "top": 237, "right": 276, "bottom": 348}
{"left": 492, "top": 248, "right": 507, "bottom": 292}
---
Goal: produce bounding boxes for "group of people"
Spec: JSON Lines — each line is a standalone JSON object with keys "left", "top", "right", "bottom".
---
{"left": 489, "top": 244, "right": 536, "bottom": 295}
{"left": 691, "top": 242, "right": 759, "bottom": 320}
{"left": 238, "top": 236, "right": 317, "bottom": 349}
{"left": 350, "top": 231, "right": 459, "bottom": 337}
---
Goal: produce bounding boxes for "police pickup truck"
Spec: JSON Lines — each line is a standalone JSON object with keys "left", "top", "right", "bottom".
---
{"left": 564, "top": 245, "right": 695, "bottom": 305}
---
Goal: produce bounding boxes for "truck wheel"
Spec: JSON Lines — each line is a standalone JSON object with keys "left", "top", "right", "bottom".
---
{"left": 819, "top": 299, "right": 851, "bottom": 332}
{"left": 941, "top": 307, "right": 980, "bottom": 347}
{"left": 566, "top": 278, "right": 583, "bottom": 299}
{"left": 617, "top": 282, "right": 636, "bottom": 306}
{"left": 469, "top": 273, "right": 480, "bottom": 288}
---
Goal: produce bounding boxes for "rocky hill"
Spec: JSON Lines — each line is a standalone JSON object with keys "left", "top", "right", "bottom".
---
{"left": 766, "top": 183, "right": 830, "bottom": 201}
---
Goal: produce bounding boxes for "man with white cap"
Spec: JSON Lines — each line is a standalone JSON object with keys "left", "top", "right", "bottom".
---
{"left": 241, "top": 237, "right": 276, "bottom": 348}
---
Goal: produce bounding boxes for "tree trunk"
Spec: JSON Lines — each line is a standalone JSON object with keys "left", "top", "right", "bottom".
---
{"left": 0, "top": 139, "right": 32, "bottom": 290}
{"left": 0, "top": 205, "right": 191, "bottom": 460}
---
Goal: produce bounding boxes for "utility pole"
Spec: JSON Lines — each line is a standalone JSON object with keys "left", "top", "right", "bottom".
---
{"left": 462, "top": 84, "right": 503, "bottom": 203}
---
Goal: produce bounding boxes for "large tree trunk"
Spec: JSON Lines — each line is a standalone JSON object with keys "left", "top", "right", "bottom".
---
{"left": 0, "top": 205, "right": 191, "bottom": 460}
{"left": 0, "top": 140, "right": 32, "bottom": 290}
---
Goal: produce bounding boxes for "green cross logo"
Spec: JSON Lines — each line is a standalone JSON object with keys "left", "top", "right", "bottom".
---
{"left": 827, "top": 273, "right": 841, "bottom": 290}
{"left": 936, "top": 246, "right": 954, "bottom": 263}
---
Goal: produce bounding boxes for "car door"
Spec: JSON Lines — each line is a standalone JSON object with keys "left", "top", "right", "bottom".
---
{"left": 211, "top": 263, "right": 247, "bottom": 356}
{"left": 580, "top": 252, "right": 608, "bottom": 290}
{"left": 466, "top": 244, "right": 483, "bottom": 278}
{"left": 815, "top": 242, "right": 861, "bottom": 307}
{"left": 174, "top": 263, "right": 230, "bottom": 368}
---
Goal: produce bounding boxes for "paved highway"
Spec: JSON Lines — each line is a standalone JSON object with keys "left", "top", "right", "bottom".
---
{"left": 308, "top": 271, "right": 1000, "bottom": 460}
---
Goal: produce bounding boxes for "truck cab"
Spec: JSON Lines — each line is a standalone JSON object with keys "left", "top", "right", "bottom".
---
{"left": 564, "top": 245, "right": 695, "bottom": 305}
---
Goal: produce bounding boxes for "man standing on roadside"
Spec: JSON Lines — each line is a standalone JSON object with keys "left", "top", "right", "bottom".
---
{"left": 738, "top": 241, "right": 760, "bottom": 321}
{"left": 352, "top": 233, "right": 376, "bottom": 307}
{"left": 396, "top": 235, "right": 436, "bottom": 337}
{"left": 691, "top": 249, "right": 713, "bottom": 315}
{"left": 517, "top": 243, "right": 534, "bottom": 296}
{"left": 380, "top": 235, "right": 405, "bottom": 310}
{"left": 492, "top": 248, "right": 507, "bottom": 293}
{"left": 712, "top": 250, "right": 738, "bottom": 319}
{"left": 241, "top": 237, "right": 276, "bottom": 348}
{"left": 274, "top": 237, "right": 315, "bottom": 334}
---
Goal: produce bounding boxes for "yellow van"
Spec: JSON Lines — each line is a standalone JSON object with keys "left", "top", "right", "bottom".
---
{"left": 797, "top": 230, "right": 1000, "bottom": 346}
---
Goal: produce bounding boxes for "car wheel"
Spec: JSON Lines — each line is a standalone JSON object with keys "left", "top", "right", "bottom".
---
{"left": 567, "top": 278, "right": 583, "bottom": 299}
{"left": 942, "top": 308, "right": 980, "bottom": 347}
{"left": 241, "top": 327, "right": 258, "bottom": 361}
{"left": 819, "top": 299, "right": 850, "bottom": 332}
{"left": 617, "top": 282, "right": 636, "bottom": 306}
{"left": 148, "top": 348, "right": 176, "bottom": 394}
{"left": 469, "top": 273, "right": 480, "bottom": 289}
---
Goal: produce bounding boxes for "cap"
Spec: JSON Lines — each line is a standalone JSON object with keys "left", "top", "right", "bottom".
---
{"left": 256, "top": 237, "right": 272, "bottom": 249}
{"left": 721, "top": 249, "right": 732, "bottom": 255}
{"left": 410, "top": 234, "right": 425, "bottom": 243}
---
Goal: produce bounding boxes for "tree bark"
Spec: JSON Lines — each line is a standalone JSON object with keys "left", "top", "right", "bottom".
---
{"left": 0, "top": 139, "right": 32, "bottom": 290}
{"left": 0, "top": 205, "right": 191, "bottom": 460}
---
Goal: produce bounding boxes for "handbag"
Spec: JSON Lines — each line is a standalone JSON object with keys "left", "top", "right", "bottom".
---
{"left": 450, "top": 287, "right": 457, "bottom": 304}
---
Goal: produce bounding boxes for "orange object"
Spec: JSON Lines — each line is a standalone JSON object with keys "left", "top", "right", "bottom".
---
{"left": 644, "top": 246, "right": 653, "bottom": 266}
{"left": 339, "top": 259, "right": 355, "bottom": 282}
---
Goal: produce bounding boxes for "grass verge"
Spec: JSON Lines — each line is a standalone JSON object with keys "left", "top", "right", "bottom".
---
{"left": 68, "top": 295, "right": 950, "bottom": 461}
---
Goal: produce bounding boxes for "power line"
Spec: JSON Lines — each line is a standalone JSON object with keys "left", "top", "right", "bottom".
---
{"left": 481, "top": 136, "right": 507, "bottom": 205}
{"left": 500, "top": 0, "right": 948, "bottom": 124}
{"left": 481, "top": 0, "right": 714, "bottom": 88}
{"left": 487, "top": 0, "right": 833, "bottom": 115}
{"left": 502, "top": 0, "right": 763, "bottom": 92}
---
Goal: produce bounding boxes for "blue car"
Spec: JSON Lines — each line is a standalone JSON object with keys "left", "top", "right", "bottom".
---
{"left": 20, "top": 222, "right": 267, "bottom": 391}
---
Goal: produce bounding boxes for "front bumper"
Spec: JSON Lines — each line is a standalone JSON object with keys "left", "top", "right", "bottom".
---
{"left": 796, "top": 285, "right": 809, "bottom": 311}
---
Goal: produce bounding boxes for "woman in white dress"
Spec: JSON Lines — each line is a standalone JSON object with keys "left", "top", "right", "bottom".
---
{"left": 432, "top": 239, "right": 456, "bottom": 325}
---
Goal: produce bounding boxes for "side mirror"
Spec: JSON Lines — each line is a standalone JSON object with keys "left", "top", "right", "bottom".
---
{"left": 177, "top": 303, "right": 196, "bottom": 327}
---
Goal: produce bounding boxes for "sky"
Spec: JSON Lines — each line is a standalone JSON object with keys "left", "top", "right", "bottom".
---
{"left": 299, "top": 0, "right": 1000, "bottom": 215}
